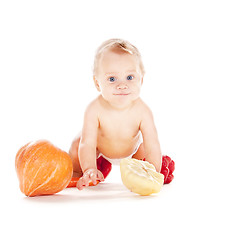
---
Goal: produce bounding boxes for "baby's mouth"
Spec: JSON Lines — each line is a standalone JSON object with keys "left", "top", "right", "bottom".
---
{"left": 113, "top": 93, "right": 130, "bottom": 96}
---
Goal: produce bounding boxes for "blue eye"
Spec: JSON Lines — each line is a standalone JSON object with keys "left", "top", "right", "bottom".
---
{"left": 127, "top": 75, "right": 134, "bottom": 80}
{"left": 109, "top": 77, "right": 116, "bottom": 82}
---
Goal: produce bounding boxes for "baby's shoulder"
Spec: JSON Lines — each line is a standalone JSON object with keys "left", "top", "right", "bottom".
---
{"left": 84, "top": 97, "right": 101, "bottom": 116}
{"left": 133, "top": 98, "right": 152, "bottom": 113}
{"left": 133, "top": 98, "right": 154, "bottom": 122}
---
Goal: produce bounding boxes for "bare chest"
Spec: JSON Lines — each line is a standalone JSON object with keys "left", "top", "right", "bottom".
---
{"left": 98, "top": 111, "right": 140, "bottom": 140}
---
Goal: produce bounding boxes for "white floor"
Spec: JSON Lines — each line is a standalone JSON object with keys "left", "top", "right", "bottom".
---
{"left": 2, "top": 155, "right": 227, "bottom": 240}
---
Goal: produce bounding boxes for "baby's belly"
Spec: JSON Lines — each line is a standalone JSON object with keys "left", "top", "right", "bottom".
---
{"left": 97, "top": 134, "right": 141, "bottom": 159}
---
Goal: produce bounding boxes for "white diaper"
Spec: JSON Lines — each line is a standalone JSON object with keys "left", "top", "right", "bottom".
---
{"left": 97, "top": 133, "right": 143, "bottom": 165}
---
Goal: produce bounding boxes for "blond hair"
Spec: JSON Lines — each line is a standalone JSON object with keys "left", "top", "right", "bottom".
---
{"left": 93, "top": 38, "right": 145, "bottom": 76}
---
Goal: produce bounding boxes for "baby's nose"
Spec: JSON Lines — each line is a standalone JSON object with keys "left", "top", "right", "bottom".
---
{"left": 117, "top": 83, "right": 128, "bottom": 89}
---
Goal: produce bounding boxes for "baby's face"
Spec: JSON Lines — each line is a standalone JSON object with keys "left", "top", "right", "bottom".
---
{"left": 94, "top": 49, "right": 143, "bottom": 108}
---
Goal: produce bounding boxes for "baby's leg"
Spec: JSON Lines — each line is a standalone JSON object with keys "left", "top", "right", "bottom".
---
{"left": 132, "top": 143, "right": 145, "bottom": 160}
{"left": 69, "top": 135, "right": 83, "bottom": 178}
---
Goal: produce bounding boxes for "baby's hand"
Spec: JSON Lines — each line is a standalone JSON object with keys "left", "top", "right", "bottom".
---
{"left": 76, "top": 169, "right": 104, "bottom": 190}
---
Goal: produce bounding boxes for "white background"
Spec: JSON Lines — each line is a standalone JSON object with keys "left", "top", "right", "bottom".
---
{"left": 0, "top": 0, "right": 227, "bottom": 239}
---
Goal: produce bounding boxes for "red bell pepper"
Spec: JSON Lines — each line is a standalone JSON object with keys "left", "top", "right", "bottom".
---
{"left": 161, "top": 155, "right": 175, "bottom": 184}
{"left": 97, "top": 156, "right": 112, "bottom": 179}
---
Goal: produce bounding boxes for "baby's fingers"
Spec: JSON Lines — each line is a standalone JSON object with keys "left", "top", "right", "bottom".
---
{"left": 77, "top": 175, "right": 89, "bottom": 190}
{"left": 76, "top": 178, "right": 84, "bottom": 190}
{"left": 89, "top": 172, "right": 98, "bottom": 185}
{"left": 97, "top": 171, "right": 105, "bottom": 182}
{"left": 82, "top": 174, "right": 90, "bottom": 187}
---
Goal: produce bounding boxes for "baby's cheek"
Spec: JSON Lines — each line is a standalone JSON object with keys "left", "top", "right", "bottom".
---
{"left": 132, "top": 86, "right": 141, "bottom": 97}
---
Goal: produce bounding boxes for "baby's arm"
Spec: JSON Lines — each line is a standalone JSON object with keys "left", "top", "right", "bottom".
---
{"left": 77, "top": 102, "right": 104, "bottom": 189}
{"left": 140, "top": 105, "right": 162, "bottom": 172}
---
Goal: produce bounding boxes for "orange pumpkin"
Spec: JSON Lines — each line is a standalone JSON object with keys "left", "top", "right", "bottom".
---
{"left": 15, "top": 140, "right": 73, "bottom": 197}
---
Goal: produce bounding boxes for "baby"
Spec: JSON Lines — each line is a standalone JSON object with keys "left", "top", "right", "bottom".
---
{"left": 69, "top": 39, "right": 162, "bottom": 190}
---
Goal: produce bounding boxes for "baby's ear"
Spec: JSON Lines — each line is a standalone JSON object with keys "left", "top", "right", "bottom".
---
{"left": 93, "top": 76, "right": 101, "bottom": 92}
{"left": 141, "top": 77, "right": 144, "bottom": 85}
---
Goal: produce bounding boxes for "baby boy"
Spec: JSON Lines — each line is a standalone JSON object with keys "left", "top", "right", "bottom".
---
{"left": 69, "top": 39, "right": 162, "bottom": 190}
